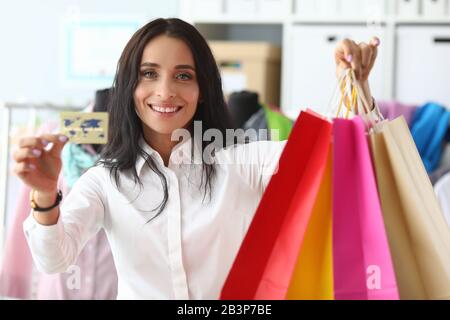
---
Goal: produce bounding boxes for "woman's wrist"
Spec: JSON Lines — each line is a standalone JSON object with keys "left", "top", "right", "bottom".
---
{"left": 34, "top": 189, "right": 59, "bottom": 208}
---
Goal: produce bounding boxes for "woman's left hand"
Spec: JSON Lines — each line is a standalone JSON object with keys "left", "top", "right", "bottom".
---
{"left": 334, "top": 37, "right": 380, "bottom": 103}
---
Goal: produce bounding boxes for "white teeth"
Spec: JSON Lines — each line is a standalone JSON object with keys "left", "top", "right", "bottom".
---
{"left": 150, "top": 105, "right": 180, "bottom": 113}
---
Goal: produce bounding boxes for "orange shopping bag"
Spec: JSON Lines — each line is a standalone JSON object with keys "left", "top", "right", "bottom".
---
{"left": 286, "top": 148, "right": 334, "bottom": 300}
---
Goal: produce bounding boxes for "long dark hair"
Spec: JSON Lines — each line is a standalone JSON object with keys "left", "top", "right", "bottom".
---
{"left": 98, "top": 18, "right": 232, "bottom": 217}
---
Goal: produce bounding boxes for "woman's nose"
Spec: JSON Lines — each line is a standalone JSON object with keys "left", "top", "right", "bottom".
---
{"left": 156, "top": 79, "right": 175, "bottom": 99}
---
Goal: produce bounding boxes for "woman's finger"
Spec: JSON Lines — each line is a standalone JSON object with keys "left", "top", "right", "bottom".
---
{"left": 349, "top": 40, "right": 363, "bottom": 80}
{"left": 335, "top": 38, "right": 364, "bottom": 79}
{"left": 335, "top": 38, "right": 354, "bottom": 70}
{"left": 13, "top": 147, "right": 42, "bottom": 163}
{"left": 360, "top": 42, "right": 373, "bottom": 81}
{"left": 38, "top": 134, "right": 69, "bottom": 157}
{"left": 370, "top": 36, "right": 380, "bottom": 48}
{"left": 366, "top": 37, "right": 379, "bottom": 72}
{"left": 18, "top": 137, "right": 49, "bottom": 149}
{"left": 13, "top": 161, "right": 35, "bottom": 177}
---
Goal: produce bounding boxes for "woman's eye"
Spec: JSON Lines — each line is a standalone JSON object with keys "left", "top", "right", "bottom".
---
{"left": 141, "top": 70, "right": 157, "bottom": 79}
{"left": 176, "top": 73, "right": 192, "bottom": 81}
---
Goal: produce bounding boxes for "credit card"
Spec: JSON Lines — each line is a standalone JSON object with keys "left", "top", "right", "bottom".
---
{"left": 60, "top": 112, "right": 108, "bottom": 144}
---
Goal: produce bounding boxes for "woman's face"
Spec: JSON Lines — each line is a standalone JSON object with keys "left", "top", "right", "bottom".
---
{"left": 134, "top": 35, "right": 200, "bottom": 137}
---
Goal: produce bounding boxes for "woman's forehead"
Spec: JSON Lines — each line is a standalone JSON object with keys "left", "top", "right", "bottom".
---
{"left": 140, "top": 35, "right": 195, "bottom": 67}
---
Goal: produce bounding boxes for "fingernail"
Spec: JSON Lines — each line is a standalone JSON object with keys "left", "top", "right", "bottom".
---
{"left": 29, "top": 164, "right": 36, "bottom": 170}
{"left": 41, "top": 139, "right": 49, "bottom": 146}
{"left": 372, "top": 38, "right": 380, "bottom": 46}
{"left": 59, "top": 135, "right": 68, "bottom": 142}
{"left": 32, "top": 149, "right": 42, "bottom": 157}
{"left": 346, "top": 55, "right": 353, "bottom": 63}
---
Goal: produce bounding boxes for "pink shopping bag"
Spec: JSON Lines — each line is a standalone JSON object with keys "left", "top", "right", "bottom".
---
{"left": 332, "top": 116, "right": 399, "bottom": 300}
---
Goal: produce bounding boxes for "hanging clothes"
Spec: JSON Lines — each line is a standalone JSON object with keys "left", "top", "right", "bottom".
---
{"left": 410, "top": 102, "right": 450, "bottom": 173}
{"left": 430, "top": 163, "right": 450, "bottom": 185}
{"left": 377, "top": 101, "right": 418, "bottom": 127}
{"left": 243, "top": 109, "right": 268, "bottom": 142}
{"left": 1, "top": 120, "right": 118, "bottom": 300}
{"left": 226, "top": 89, "right": 294, "bottom": 142}
{"left": 0, "top": 185, "right": 35, "bottom": 299}
{"left": 261, "top": 104, "right": 293, "bottom": 141}
{"left": 62, "top": 144, "right": 99, "bottom": 189}
{"left": 0, "top": 120, "right": 61, "bottom": 299}
{"left": 227, "top": 91, "right": 260, "bottom": 129}
{"left": 243, "top": 105, "right": 293, "bottom": 142}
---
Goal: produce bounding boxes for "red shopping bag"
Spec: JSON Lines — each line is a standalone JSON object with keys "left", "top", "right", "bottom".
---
{"left": 221, "top": 109, "right": 332, "bottom": 299}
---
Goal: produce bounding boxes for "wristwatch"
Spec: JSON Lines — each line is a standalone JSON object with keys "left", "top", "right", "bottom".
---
{"left": 30, "top": 189, "right": 63, "bottom": 212}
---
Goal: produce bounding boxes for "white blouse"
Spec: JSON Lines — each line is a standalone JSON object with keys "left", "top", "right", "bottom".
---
{"left": 23, "top": 137, "right": 286, "bottom": 299}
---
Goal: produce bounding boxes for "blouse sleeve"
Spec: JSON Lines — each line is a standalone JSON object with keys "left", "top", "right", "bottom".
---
{"left": 217, "top": 140, "right": 287, "bottom": 194}
{"left": 23, "top": 167, "right": 105, "bottom": 274}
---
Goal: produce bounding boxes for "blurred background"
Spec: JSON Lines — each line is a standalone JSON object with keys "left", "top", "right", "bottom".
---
{"left": 2, "top": 0, "right": 450, "bottom": 299}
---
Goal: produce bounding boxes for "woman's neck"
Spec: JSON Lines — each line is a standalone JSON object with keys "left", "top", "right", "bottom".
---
{"left": 144, "top": 134, "right": 177, "bottom": 166}
{"left": 144, "top": 128, "right": 188, "bottom": 166}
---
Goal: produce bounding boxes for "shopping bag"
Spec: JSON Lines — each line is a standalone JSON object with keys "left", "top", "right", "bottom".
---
{"left": 332, "top": 116, "right": 399, "bottom": 300}
{"left": 369, "top": 116, "right": 450, "bottom": 299}
{"left": 286, "top": 70, "right": 380, "bottom": 300}
{"left": 220, "top": 109, "right": 332, "bottom": 300}
{"left": 286, "top": 147, "right": 334, "bottom": 300}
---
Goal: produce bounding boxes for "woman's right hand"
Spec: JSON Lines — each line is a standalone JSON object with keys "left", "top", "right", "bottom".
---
{"left": 13, "top": 134, "right": 69, "bottom": 194}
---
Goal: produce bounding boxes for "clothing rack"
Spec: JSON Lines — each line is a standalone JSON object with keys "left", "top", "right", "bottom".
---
{"left": 0, "top": 102, "right": 83, "bottom": 265}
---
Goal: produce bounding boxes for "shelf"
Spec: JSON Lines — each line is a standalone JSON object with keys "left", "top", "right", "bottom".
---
{"left": 395, "top": 17, "right": 450, "bottom": 24}
{"left": 292, "top": 16, "right": 388, "bottom": 25}
{"left": 193, "top": 16, "right": 450, "bottom": 26}
{"left": 192, "top": 16, "right": 286, "bottom": 25}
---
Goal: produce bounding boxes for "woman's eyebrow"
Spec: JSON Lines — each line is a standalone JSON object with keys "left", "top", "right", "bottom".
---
{"left": 175, "top": 64, "right": 196, "bottom": 71}
{"left": 140, "top": 62, "right": 159, "bottom": 68}
{"left": 140, "top": 62, "right": 195, "bottom": 72}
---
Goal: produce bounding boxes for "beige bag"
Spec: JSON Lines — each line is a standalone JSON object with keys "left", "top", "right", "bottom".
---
{"left": 369, "top": 116, "right": 450, "bottom": 300}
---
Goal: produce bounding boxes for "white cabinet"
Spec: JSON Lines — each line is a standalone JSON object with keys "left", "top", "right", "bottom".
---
{"left": 396, "top": 0, "right": 421, "bottom": 17}
{"left": 258, "top": 0, "right": 291, "bottom": 16}
{"left": 226, "top": 0, "right": 290, "bottom": 17}
{"left": 340, "top": 0, "right": 387, "bottom": 17}
{"left": 396, "top": 26, "right": 450, "bottom": 107}
{"left": 295, "top": 0, "right": 387, "bottom": 18}
{"left": 226, "top": 0, "right": 257, "bottom": 15}
{"left": 422, "top": 0, "right": 448, "bottom": 18}
{"left": 189, "top": 0, "right": 290, "bottom": 19}
{"left": 286, "top": 25, "right": 387, "bottom": 117}
{"left": 180, "top": 0, "right": 450, "bottom": 118}
{"left": 294, "top": 0, "right": 340, "bottom": 17}
{"left": 192, "top": 0, "right": 224, "bottom": 17}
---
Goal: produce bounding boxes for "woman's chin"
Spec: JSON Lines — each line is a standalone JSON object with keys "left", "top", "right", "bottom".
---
{"left": 144, "top": 124, "right": 186, "bottom": 137}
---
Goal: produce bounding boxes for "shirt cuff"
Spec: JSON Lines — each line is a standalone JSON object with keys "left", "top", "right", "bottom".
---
{"left": 23, "top": 210, "right": 64, "bottom": 241}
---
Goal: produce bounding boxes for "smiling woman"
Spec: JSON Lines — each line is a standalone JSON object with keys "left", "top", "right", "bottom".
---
{"left": 14, "top": 17, "right": 379, "bottom": 299}
{"left": 101, "top": 18, "right": 233, "bottom": 216}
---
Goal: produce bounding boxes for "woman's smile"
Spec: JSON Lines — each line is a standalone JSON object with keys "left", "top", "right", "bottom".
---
{"left": 147, "top": 102, "right": 183, "bottom": 116}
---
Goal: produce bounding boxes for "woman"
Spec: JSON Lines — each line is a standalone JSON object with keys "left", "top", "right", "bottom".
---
{"left": 14, "top": 18, "right": 379, "bottom": 299}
